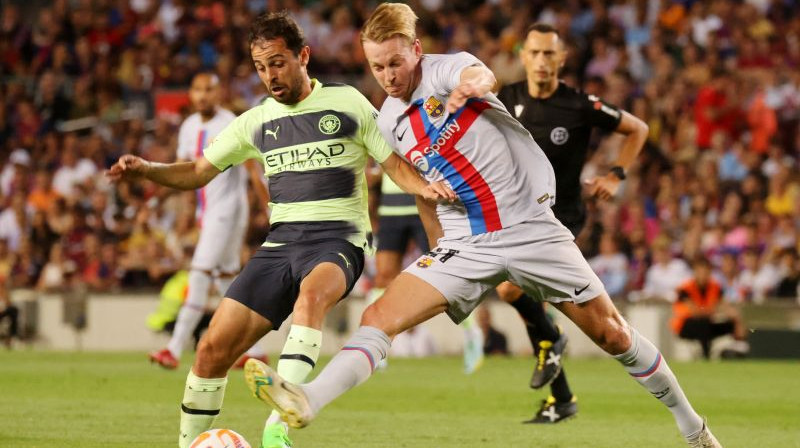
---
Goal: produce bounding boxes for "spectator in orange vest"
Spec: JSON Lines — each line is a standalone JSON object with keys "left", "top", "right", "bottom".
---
{"left": 671, "top": 257, "right": 748, "bottom": 359}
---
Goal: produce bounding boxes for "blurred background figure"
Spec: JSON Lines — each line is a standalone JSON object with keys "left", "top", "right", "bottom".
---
{"left": 477, "top": 305, "right": 509, "bottom": 356}
{"left": 672, "top": 257, "right": 749, "bottom": 359}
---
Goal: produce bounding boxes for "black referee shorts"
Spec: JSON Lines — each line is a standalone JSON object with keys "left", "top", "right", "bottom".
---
{"left": 225, "top": 238, "right": 364, "bottom": 328}
{"left": 376, "top": 215, "right": 429, "bottom": 253}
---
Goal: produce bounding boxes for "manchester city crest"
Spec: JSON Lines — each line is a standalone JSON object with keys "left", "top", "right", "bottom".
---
{"left": 423, "top": 96, "right": 444, "bottom": 118}
{"left": 318, "top": 114, "right": 341, "bottom": 135}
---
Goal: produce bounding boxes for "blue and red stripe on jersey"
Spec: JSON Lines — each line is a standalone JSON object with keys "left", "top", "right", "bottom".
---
{"left": 405, "top": 98, "right": 502, "bottom": 235}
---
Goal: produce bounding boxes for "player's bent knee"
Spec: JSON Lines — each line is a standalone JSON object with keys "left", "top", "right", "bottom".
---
{"left": 360, "top": 303, "right": 394, "bottom": 336}
{"left": 596, "top": 321, "right": 631, "bottom": 356}
{"left": 294, "top": 290, "right": 337, "bottom": 319}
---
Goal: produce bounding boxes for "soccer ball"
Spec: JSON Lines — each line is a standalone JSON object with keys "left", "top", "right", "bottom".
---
{"left": 189, "top": 429, "right": 251, "bottom": 448}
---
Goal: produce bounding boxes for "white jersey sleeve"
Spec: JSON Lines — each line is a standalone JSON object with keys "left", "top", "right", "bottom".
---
{"left": 427, "top": 51, "right": 485, "bottom": 94}
{"left": 176, "top": 117, "right": 194, "bottom": 160}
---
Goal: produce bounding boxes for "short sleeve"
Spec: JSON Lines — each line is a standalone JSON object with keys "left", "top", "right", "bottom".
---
{"left": 582, "top": 93, "right": 622, "bottom": 131}
{"left": 203, "top": 112, "right": 259, "bottom": 171}
{"left": 355, "top": 93, "right": 393, "bottom": 164}
{"left": 430, "top": 52, "right": 485, "bottom": 93}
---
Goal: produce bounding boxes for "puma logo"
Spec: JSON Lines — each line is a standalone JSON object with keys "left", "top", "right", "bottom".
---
{"left": 338, "top": 252, "right": 352, "bottom": 269}
{"left": 264, "top": 126, "right": 280, "bottom": 139}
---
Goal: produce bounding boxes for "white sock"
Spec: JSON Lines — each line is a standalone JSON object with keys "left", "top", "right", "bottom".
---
{"left": 302, "top": 326, "right": 390, "bottom": 415}
{"left": 614, "top": 327, "right": 704, "bottom": 439}
{"left": 167, "top": 270, "right": 212, "bottom": 358}
{"left": 266, "top": 325, "right": 322, "bottom": 427}
{"left": 179, "top": 370, "right": 227, "bottom": 448}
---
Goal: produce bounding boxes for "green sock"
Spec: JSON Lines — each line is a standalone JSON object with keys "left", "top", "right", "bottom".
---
{"left": 179, "top": 370, "right": 227, "bottom": 448}
{"left": 265, "top": 325, "right": 322, "bottom": 427}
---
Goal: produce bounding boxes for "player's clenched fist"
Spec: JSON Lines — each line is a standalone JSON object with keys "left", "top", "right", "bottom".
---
{"left": 420, "top": 180, "right": 457, "bottom": 203}
{"left": 583, "top": 174, "right": 620, "bottom": 201}
{"left": 106, "top": 155, "right": 149, "bottom": 182}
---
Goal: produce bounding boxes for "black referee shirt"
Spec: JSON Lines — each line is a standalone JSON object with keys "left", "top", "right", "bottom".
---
{"left": 497, "top": 80, "right": 622, "bottom": 230}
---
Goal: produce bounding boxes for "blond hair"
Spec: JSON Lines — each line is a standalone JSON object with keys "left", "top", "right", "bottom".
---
{"left": 361, "top": 3, "right": 418, "bottom": 44}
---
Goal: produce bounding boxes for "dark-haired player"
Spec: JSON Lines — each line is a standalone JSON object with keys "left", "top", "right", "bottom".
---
{"left": 107, "top": 11, "right": 454, "bottom": 448}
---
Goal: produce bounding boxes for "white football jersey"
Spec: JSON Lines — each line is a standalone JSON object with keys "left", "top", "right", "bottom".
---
{"left": 377, "top": 52, "right": 556, "bottom": 239}
{"left": 176, "top": 108, "right": 246, "bottom": 223}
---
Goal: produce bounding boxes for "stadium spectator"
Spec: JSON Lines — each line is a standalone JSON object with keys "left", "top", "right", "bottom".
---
{"left": 714, "top": 252, "right": 745, "bottom": 304}
{"left": 588, "top": 233, "right": 628, "bottom": 299}
{"left": 0, "top": 282, "right": 19, "bottom": 348}
{"left": 638, "top": 235, "right": 692, "bottom": 302}
{"left": 0, "top": 0, "right": 797, "bottom": 334}
{"left": 672, "top": 257, "right": 749, "bottom": 359}
{"left": 772, "top": 248, "right": 800, "bottom": 302}
{"left": 0, "top": 149, "right": 31, "bottom": 200}
{"left": 36, "top": 242, "right": 70, "bottom": 293}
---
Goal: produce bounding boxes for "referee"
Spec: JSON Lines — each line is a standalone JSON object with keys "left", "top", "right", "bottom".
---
{"left": 496, "top": 23, "right": 649, "bottom": 424}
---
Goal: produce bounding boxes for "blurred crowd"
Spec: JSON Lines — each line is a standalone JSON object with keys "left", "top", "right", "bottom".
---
{"left": 1, "top": 0, "right": 799, "bottom": 305}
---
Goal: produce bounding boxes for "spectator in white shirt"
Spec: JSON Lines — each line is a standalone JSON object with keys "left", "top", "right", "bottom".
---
{"left": 714, "top": 252, "right": 745, "bottom": 303}
{"left": 52, "top": 147, "right": 97, "bottom": 199}
{"left": 0, "top": 149, "right": 31, "bottom": 200}
{"left": 589, "top": 233, "right": 629, "bottom": 299}
{"left": 639, "top": 236, "right": 692, "bottom": 302}
{"left": 0, "top": 192, "right": 30, "bottom": 252}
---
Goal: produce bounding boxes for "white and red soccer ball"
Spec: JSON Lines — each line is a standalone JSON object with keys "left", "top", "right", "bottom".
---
{"left": 190, "top": 429, "right": 251, "bottom": 448}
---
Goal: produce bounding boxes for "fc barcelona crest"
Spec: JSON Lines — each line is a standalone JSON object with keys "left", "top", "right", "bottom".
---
{"left": 423, "top": 96, "right": 444, "bottom": 118}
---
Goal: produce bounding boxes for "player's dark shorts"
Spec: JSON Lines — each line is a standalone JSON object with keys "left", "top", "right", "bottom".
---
{"left": 679, "top": 317, "right": 735, "bottom": 341}
{"left": 225, "top": 238, "right": 364, "bottom": 327}
{"left": 377, "top": 215, "right": 430, "bottom": 253}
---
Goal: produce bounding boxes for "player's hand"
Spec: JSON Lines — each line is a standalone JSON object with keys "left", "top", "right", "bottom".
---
{"left": 446, "top": 82, "right": 481, "bottom": 114}
{"left": 583, "top": 173, "right": 621, "bottom": 201}
{"left": 106, "top": 155, "right": 149, "bottom": 182}
{"left": 421, "top": 180, "right": 457, "bottom": 203}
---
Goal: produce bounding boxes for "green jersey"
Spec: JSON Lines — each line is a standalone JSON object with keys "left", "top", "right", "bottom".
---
{"left": 378, "top": 173, "right": 418, "bottom": 217}
{"left": 204, "top": 80, "right": 393, "bottom": 252}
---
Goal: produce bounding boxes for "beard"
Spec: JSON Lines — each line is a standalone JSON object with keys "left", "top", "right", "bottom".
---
{"left": 272, "top": 72, "right": 305, "bottom": 105}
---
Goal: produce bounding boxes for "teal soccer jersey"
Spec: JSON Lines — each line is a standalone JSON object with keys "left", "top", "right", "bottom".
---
{"left": 204, "top": 80, "right": 393, "bottom": 251}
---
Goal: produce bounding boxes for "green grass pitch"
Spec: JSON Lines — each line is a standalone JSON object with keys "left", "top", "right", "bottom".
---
{"left": 1, "top": 351, "right": 798, "bottom": 447}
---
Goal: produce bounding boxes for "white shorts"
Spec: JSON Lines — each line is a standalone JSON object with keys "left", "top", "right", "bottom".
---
{"left": 192, "top": 202, "right": 249, "bottom": 273}
{"left": 404, "top": 208, "right": 605, "bottom": 323}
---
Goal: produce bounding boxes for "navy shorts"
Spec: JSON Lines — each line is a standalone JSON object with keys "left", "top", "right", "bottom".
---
{"left": 376, "top": 215, "right": 430, "bottom": 253}
{"left": 225, "top": 238, "right": 364, "bottom": 328}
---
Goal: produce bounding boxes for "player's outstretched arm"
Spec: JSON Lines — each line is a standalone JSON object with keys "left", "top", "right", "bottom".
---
{"left": 584, "top": 111, "right": 648, "bottom": 201}
{"left": 106, "top": 154, "right": 221, "bottom": 190}
{"left": 446, "top": 65, "right": 497, "bottom": 114}
{"left": 380, "top": 153, "right": 456, "bottom": 202}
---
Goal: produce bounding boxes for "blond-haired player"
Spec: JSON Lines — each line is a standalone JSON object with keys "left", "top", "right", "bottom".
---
{"left": 247, "top": 4, "right": 723, "bottom": 448}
